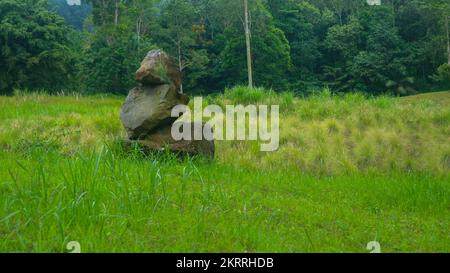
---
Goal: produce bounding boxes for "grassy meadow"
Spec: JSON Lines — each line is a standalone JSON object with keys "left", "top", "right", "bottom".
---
{"left": 0, "top": 88, "right": 449, "bottom": 253}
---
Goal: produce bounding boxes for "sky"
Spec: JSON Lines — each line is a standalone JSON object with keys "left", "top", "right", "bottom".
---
{"left": 66, "top": 0, "right": 81, "bottom": 6}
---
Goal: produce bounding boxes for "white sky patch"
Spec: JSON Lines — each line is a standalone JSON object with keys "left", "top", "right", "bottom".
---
{"left": 66, "top": 0, "right": 81, "bottom": 6}
{"left": 367, "top": 0, "right": 381, "bottom": 5}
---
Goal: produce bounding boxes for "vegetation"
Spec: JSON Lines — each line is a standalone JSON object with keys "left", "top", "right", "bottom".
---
{"left": 0, "top": 0, "right": 77, "bottom": 93}
{"left": 1, "top": 0, "right": 449, "bottom": 253}
{"left": 0, "top": 89, "right": 449, "bottom": 252}
{"left": 1, "top": 0, "right": 449, "bottom": 95}
{"left": 48, "top": 0, "right": 91, "bottom": 30}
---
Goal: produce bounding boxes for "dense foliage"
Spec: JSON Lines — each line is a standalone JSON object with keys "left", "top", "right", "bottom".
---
{"left": 0, "top": 0, "right": 77, "bottom": 94}
{"left": 1, "top": 0, "right": 449, "bottom": 95}
{"left": 48, "top": 0, "right": 91, "bottom": 30}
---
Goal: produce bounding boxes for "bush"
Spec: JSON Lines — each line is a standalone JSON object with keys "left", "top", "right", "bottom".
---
{"left": 431, "top": 64, "right": 450, "bottom": 86}
{"left": 223, "top": 86, "right": 270, "bottom": 104}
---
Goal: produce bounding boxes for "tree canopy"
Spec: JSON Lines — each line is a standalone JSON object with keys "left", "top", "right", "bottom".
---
{"left": 0, "top": 0, "right": 76, "bottom": 94}
{"left": 1, "top": 0, "right": 449, "bottom": 95}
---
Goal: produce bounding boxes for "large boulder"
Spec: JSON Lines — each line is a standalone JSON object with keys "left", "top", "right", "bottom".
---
{"left": 120, "top": 84, "right": 189, "bottom": 140}
{"left": 129, "top": 122, "right": 215, "bottom": 159}
{"left": 135, "top": 49, "right": 182, "bottom": 89}
{"left": 120, "top": 49, "right": 214, "bottom": 158}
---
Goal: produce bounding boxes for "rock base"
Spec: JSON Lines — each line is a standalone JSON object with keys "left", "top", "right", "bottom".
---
{"left": 125, "top": 122, "right": 215, "bottom": 159}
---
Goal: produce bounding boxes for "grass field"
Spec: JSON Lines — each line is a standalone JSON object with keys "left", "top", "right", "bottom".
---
{"left": 0, "top": 88, "right": 449, "bottom": 253}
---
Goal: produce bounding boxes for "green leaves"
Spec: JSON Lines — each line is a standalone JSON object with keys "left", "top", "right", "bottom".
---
{"left": 0, "top": 0, "right": 75, "bottom": 94}
{"left": 2, "top": 0, "right": 449, "bottom": 94}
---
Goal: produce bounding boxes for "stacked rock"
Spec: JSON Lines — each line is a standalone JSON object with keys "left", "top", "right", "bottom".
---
{"left": 120, "top": 50, "right": 214, "bottom": 158}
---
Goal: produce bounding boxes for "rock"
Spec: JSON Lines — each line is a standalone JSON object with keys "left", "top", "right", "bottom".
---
{"left": 129, "top": 122, "right": 215, "bottom": 158}
{"left": 135, "top": 49, "right": 182, "bottom": 89}
{"left": 120, "top": 49, "right": 214, "bottom": 158}
{"left": 120, "top": 84, "right": 189, "bottom": 140}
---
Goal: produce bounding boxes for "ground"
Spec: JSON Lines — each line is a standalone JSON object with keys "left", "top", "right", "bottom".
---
{"left": 0, "top": 89, "right": 449, "bottom": 252}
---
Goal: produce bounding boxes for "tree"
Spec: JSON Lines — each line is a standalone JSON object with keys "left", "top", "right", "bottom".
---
{"left": 0, "top": 0, "right": 76, "bottom": 94}
{"left": 323, "top": 16, "right": 362, "bottom": 91}
{"left": 244, "top": 0, "right": 253, "bottom": 88}
{"left": 87, "top": 0, "right": 125, "bottom": 26}
{"left": 155, "top": 0, "right": 209, "bottom": 93}
{"left": 323, "top": 4, "right": 414, "bottom": 95}
{"left": 81, "top": 0, "right": 154, "bottom": 94}
{"left": 214, "top": 0, "right": 291, "bottom": 90}
{"left": 5, "top": 0, "right": 449, "bottom": 95}
{"left": 48, "top": 0, "right": 92, "bottom": 30}
{"left": 268, "top": 0, "right": 326, "bottom": 90}
{"left": 127, "top": 0, "right": 156, "bottom": 51}
{"left": 417, "top": 0, "right": 450, "bottom": 64}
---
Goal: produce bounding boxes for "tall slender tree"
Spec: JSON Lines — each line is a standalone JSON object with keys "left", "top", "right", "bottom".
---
{"left": 244, "top": 0, "right": 253, "bottom": 88}
{"left": 418, "top": 0, "right": 450, "bottom": 64}
{"left": 156, "top": 0, "right": 205, "bottom": 93}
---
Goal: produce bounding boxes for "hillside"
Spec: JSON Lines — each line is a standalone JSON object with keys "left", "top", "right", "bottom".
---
{"left": 400, "top": 91, "right": 450, "bottom": 106}
{"left": 0, "top": 89, "right": 448, "bottom": 252}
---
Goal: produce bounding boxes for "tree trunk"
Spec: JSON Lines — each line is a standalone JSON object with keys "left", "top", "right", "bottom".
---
{"left": 446, "top": 14, "right": 450, "bottom": 65}
{"left": 114, "top": 0, "right": 119, "bottom": 25}
{"left": 244, "top": 0, "right": 253, "bottom": 88}
{"left": 136, "top": 16, "right": 141, "bottom": 50}
{"left": 177, "top": 43, "right": 184, "bottom": 94}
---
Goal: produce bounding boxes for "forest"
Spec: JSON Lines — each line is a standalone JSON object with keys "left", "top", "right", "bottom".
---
{"left": 0, "top": 0, "right": 449, "bottom": 95}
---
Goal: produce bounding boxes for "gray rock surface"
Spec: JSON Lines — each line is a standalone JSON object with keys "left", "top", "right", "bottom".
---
{"left": 120, "top": 84, "right": 188, "bottom": 139}
{"left": 135, "top": 49, "right": 182, "bottom": 89}
{"left": 130, "top": 122, "right": 215, "bottom": 158}
{"left": 120, "top": 49, "right": 215, "bottom": 158}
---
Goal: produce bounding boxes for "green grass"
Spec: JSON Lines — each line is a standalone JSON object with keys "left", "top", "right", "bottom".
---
{"left": 400, "top": 91, "right": 450, "bottom": 106}
{"left": 0, "top": 89, "right": 449, "bottom": 253}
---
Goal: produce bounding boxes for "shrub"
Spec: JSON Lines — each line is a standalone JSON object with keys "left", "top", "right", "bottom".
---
{"left": 223, "top": 86, "right": 270, "bottom": 104}
{"left": 431, "top": 64, "right": 450, "bottom": 86}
